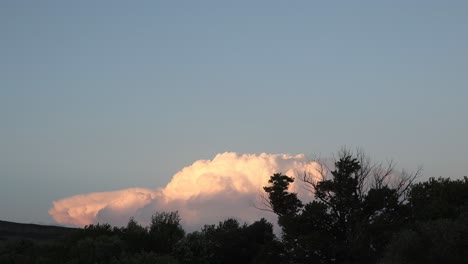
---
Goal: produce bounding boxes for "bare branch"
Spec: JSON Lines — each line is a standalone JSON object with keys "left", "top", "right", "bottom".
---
{"left": 254, "top": 190, "right": 275, "bottom": 213}
{"left": 394, "top": 166, "right": 423, "bottom": 201}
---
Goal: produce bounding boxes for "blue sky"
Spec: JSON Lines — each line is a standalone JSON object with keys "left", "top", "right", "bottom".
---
{"left": 1, "top": 0, "right": 467, "bottom": 224}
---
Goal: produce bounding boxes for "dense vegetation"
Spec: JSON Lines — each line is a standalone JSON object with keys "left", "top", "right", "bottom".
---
{"left": 1, "top": 150, "right": 467, "bottom": 263}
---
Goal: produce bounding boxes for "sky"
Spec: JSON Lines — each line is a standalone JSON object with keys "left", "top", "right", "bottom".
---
{"left": 1, "top": 0, "right": 467, "bottom": 226}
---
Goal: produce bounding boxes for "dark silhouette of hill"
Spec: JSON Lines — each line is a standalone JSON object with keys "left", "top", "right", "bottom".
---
{"left": 0, "top": 220, "right": 77, "bottom": 242}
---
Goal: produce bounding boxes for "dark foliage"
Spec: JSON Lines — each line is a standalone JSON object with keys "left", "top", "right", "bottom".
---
{"left": 381, "top": 177, "right": 468, "bottom": 264}
{"left": 149, "top": 211, "right": 185, "bottom": 254}
{"left": 1, "top": 150, "right": 467, "bottom": 264}
{"left": 174, "top": 218, "right": 280, "bottom": 264}
{"left": 0, "top": 212, "right": 278, "bottom": 264}
{"left": 263, "top": 152, "right": 412, "bottom": 263}
{"left": 262, "top": 149, "right": 466, "bottom": 264}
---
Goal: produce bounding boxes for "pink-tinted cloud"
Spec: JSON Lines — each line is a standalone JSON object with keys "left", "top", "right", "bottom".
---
{"left": 49, "top": 152, "right": 320, "bottom": 230}
{"left": 48, "top": 188, "right": 157, "bottom": 226}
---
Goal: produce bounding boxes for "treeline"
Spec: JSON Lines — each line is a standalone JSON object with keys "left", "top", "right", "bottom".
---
{"left": 262, "top": 150, "right": 468, "bottom": 263}
{"left": 1, "top": 150, "right": 467, "bottom": 263}
{"left": 0, "top": 213, "right": 279, "bottom": 264}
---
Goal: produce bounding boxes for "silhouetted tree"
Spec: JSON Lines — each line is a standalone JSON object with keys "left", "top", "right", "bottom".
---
{"left": 149, "top": 211, "right": 185, "bottom": 254}
{"left": 174, "top": 231, "right": 213, "bottom": 264}
{"left": 5, "top": 149, "right": 468, "bottom": 264}
{"left": 381, "top": 214, "right": 468, "bottom": 264}
{"left": 407, "top": 176, "right": 468, "bottom": 222}
{"left": 263, "top": 149, "right": 420, "bottom": 263}
{"left": 121, "top": 217, "right": 149, "bottom": 253}
{"left": 175, "top": 218, "right": 279, "bottom": 264}
{"left": 381, "top": 177, "right": 468, "bottom": 264}
{"left": 263, "top": 173, "right": 304, "bottom": 217}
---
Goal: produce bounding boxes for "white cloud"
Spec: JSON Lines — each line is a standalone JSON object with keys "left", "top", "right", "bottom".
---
{"left": 49, "top": 152, "right": 320, "bottom": 230}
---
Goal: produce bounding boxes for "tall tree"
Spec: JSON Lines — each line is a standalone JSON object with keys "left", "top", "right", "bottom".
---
{"left": 263, "top": 149, "right": 420, "bottom": 263}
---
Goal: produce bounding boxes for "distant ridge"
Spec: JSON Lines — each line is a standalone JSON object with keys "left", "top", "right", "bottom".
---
{"left": 0, "top": 220, "right": 77, "bottom": 241}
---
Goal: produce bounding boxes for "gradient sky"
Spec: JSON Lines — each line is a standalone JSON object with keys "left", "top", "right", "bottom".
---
{"left": 1, "top": 0, "right": 467, "bottom": 224}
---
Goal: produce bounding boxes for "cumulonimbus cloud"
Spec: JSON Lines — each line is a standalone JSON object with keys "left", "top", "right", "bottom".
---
{"left": 49, "top": 152, "right": 320, "bottom": 230}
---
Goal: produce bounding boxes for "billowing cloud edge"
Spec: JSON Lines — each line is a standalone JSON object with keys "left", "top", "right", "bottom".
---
{"left": 49, "top": 152, "right": 321, "bottom": 230}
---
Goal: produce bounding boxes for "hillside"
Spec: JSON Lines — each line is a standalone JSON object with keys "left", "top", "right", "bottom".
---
{"left": 0, "top": 220, "right": 77, "bottom": 242}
